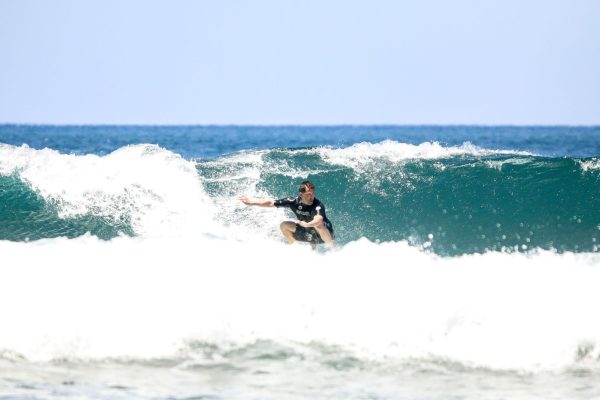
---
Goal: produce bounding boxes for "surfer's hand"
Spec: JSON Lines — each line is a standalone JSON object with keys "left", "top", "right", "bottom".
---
{"left": 239, "top": 195, "right": 252, "bottom": 205}
{"left": 296, "top": 220, "right": 306, "bottom": 227}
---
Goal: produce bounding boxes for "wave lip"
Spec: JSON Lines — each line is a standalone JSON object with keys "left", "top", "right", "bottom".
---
{"left": 315, "top": 140, "right": 533, "bottom": 168}
{"left": 578, "top": 158, "right": 600, "bottom": 172}
{"left": 0, "top": 143, "right": 218, "bottom": 239}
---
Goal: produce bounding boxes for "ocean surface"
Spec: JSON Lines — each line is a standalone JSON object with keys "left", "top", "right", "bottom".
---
{"left": 1, "top": 124, "right": 599, "bottom": 399}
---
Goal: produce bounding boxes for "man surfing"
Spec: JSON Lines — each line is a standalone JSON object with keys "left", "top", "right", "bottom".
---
{"left": 239, "top": 180, "right": 335, "bottom": 248}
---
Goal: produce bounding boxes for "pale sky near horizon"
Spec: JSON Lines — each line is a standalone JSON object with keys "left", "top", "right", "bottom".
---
{"left": 0, "top": 0, "right": 599, "bottom": 125}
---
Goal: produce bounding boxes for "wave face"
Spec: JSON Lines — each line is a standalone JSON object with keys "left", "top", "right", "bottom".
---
{"left": 1, "top": 141, "right": 599, "bottom": 255}
{"left": 202, "top": 141, "right": 600, "bottom": 255}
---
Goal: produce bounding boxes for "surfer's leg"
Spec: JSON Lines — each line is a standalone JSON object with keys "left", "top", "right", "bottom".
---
{"left": 314, "top": 221, "right": 336, "bottom": 248}
{"left": 279, "top": 221, "right": 297, "bottom": 244}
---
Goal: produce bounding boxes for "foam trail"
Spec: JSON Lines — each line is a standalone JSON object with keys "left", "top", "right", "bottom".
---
{"left": 1, "top": 236, "right": 599, "bottom": 372}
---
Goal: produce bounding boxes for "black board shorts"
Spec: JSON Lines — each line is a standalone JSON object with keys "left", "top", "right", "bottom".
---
{"left": 293, "top": 222, "right": 334, "bottom": 244}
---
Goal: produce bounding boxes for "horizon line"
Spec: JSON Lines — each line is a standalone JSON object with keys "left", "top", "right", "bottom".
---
{"left": 1, "top": 122, "right": 599, "bottom": 128}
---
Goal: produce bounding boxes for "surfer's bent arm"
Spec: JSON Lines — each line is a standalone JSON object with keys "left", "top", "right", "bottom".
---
{"left": 239, "top": 195, "right": 274, "bottom": 207}
{"left": 297, "top": 215, "right": 323, "bottom": 228}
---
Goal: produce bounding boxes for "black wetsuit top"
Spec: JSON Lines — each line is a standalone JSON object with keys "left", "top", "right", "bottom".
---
{"left": 274, "top": 196, "right": 334, "bottom": 243}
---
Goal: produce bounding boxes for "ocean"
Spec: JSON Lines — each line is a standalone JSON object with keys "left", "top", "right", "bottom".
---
{"left": 0, "top": 125, "right": 599, "bottom": 399}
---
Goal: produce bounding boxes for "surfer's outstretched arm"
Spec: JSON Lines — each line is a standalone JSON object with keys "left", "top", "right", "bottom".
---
{"left": 239, "top": 195, "right": 275, "bottom": 207}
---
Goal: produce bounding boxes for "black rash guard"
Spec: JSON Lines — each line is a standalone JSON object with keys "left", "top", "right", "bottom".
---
{"left": 274, "top": 196, "right": 334, "bottom": 243}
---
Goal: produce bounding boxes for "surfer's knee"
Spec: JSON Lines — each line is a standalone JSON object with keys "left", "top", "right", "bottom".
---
{"left": 313, "top": 219, "right": 325, "bottom": 229}
{"left": 280, "top": 221, "right": 297, "bottom": 244}
{"left": 280, "top": 221, "right": 296, "bottom": 232}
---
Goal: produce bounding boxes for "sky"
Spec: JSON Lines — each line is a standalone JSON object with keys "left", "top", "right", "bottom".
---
{"left": 0, "top": 0, "right": 599, "bottom": 125}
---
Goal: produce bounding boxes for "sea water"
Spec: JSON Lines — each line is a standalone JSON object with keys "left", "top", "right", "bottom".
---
{"left": 0, "top": 125, "right": 599, "bottom": 399}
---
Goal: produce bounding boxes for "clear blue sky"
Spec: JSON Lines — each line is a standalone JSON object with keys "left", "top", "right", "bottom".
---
{"left": 0, "top": 0, "right": 599, "bottom": 125}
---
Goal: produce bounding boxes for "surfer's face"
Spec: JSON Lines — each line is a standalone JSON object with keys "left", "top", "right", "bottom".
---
{"left": 299, "top": 185, "right": 314, "bottom": 203}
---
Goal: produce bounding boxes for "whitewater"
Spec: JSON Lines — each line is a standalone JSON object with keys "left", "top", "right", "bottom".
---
{"left": 1, "top": 125, "right": 599, "bottom": 399}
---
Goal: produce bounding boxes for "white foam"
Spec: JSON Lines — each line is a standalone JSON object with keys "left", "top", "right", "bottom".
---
{"left": 195, "top": 150, "right": 294, "bottom": 241}
{"left": 484, "top": 157, "right": 535, "bottom": 171}
{"left": 578, "top": 158, "right": 600, "bottom": 172}
{"left": 1, "top": 235, "right": 598, "bottom": 372}
{"left": 315, "top": 141, "right": 532, "bottom": 169}
{"left": 0, "top": 143, "right": 219, "bottom": 238}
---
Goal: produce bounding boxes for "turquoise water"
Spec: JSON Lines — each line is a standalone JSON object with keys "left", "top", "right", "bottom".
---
{"left": 1, "top": 125, "right": 598, "bottom": 255}
{"left": 199, "top": 147, "right": 600, "bottom": 255}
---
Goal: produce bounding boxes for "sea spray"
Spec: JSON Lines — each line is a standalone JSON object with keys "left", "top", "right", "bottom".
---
{"left": 1, "top": 235, "right": 599, "bottom": 372}
{"left": 0, "top": 143, "right": 220, "bottom": 240}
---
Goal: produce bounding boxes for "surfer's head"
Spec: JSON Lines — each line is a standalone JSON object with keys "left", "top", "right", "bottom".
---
{"left": 299, "top": 180, "right": 315, "bottom": 203}
{"left": 299, "top": 180, "right": 315, "bottom": 193}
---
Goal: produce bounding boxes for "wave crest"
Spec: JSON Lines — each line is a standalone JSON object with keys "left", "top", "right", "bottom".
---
{"left": 0, "top": 143, "right": 217, "bottom": 238}
{"left": 315, "top": 140, "right": 532, "bottom": 168}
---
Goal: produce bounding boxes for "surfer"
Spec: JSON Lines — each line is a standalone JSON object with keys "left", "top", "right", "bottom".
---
{"left": 239, "top": 180, "right": 335, "bottom": 248}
